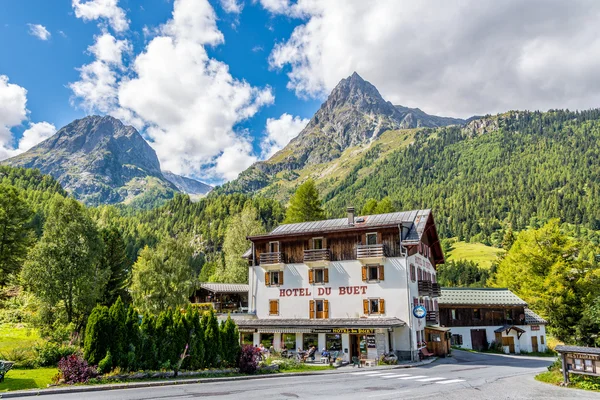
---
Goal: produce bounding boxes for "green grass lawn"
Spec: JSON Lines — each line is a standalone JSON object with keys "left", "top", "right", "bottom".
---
{"left": 536, "top": 370, "right": 600, "bottom": 392}
{"left": 446, "top": 241, "right": 504, "bottom": 268}
{"left": 0, "top": 324, "right": 42, "bottom": 354}
{"left": 0, "top": 367, "right": 57, "bottom": 392}
{"left": 281, "top": 365, "right": 334, "bottom": 373}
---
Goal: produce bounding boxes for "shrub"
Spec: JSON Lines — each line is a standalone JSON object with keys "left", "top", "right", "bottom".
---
{"left": 238, "top": 345, "right": 261, "bottom": 374}
{"left": 98, "top": 350, "right": 113, "bottom": 374}
{"left": 271, "top": 357, "right": 301, "bottom": 370}
{"left": 84, "top": 305, "right": 112, "bottom": 365}
{"left": 0, "top": 348, "right": 37, "bottom": 369}
{"left": 57, "top": 354, "right": 98, "bottom": 384}
{"left": 35, "top": 342, "right": 79, "bottom": 367}
{"left": 220, "top": 316, "right": 241, "bottom": 367}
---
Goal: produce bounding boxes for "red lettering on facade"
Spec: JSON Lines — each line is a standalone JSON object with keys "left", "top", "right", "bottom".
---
{"left": 293, "top": 289, "right": 299, "bottom": 296}
{"left": 280, "top": 289, "right": 285, "bottom": 297}
{"left": 353, "top": 286, "right": 360, "bottom": 295}
{"left": 325, "top": 287, "right": 331, "bottom": 295}
{"left": 361, "top": 286, "right": 367, "bottom": 294}
{"left": 318, "top": 287, "right": 325, "bottom": 296}
{"left": 339, "top": 287, "right": 346, "bottom": 295}
{"left": 299, "top": 288, "right": 305, "bottom": 296}
{"left": 285, "top": 289, "right": 293, "bottom": 297}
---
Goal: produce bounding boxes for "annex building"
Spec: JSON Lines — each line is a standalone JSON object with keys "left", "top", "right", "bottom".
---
{"left": 438, "top": 288, "right": 547, "bottom": 354}
{"left": 236, "top": 207, "right": 445, "bottom": 362}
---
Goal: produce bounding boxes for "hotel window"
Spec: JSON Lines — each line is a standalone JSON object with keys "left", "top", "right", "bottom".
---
{"left": 269, "top": 241, "right": 280, "bottom": 253}
{"left": 418, "top": 268, "right": 423, "bottom": 281}
{"left": 312, "top": 237, "right": 324, "bottom": 250}
{"left": 362, "top": 265, "right": 385, "bottom": 282}
{"left": 309, "top": 268, "right": 329, "bottom": 284}
{"left": 363, "top": 298, "right": 385, "bottom": 315}
{"left": 540, "top": 336, "right": 545, "bottom": 345}
{"left": 309, "top": 299, "right": 329, "bottom": 319}
{"left": 283, "top": 333, "right": 296, "bottom": 350}
{"left": 410, "top": 264, "right": 416, "bottom": 282}
{"left": 265, "top": 270, "right": 283, "bottom": 286}
{"left": 326, "top": 334, "right": 342, "bottom": 351}
{"left": 269, "top": 300, "right": 279, "bottom": 316}
{"left": 366, "top": 232, "right": 378, "bottom": 245}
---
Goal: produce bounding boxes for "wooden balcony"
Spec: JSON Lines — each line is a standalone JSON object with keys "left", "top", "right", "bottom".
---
{"left": 303, "top": 249, "right": 330, "bottom": 268}
{"left": 259, "top": 252, "right": 284, "bottom": 268}
{"left": 418, "top": 280, "right": 433, "bottom": 296}
{"left": 431, "top": 283, "right": 441, "bottom": 297}
{"left": 356, "top": 244, "right": 387, "bottom": 264}
{"left": 426, "top": 311, "right": 439, "bottom": 322}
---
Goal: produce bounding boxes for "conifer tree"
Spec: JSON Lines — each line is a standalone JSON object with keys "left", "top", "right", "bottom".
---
{"left": 84, "top": 305, "right": 112, "bottom": 365}
{"left": 108, "top": 297, "right": 127, "bottom": 368}
{"left": 220, "top": 315, "right": 241, "bottom": 367}
{"left": 204, "top": 309, "right": 221, "bottom": 368}
{"left": 284, "top": 179, "right": 325, "bottom": 223}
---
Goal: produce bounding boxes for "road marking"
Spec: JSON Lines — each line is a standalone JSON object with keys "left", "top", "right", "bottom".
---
{"left": 351, "top": 371, "right": 381, "bottom": 375}
{"left": 416, "top": 377, "right": 447, "bottom": 382}
{"left": 397, "top": 375, "right": 427, "bottom": 380}
{"left": 381, "top": 374, "right": 407, "bottom": 379}
{"left": 376, "top": 373, "right": 401, "bottom": 377}
{"left": 436, "top": 379, "right": 466, "bottom": 384}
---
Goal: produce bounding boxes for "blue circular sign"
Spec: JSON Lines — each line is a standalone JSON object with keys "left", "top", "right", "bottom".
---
{"left": 413, "top": 305, "right": 427, "bottom": 319}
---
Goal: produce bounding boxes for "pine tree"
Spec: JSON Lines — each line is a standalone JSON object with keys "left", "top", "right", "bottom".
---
{"left": 219, "top": 315, "right": 241, "bottom": 367}
{"left": 284, "top": 179, "right": 325, "bottom": 223}
{"left": 108, "top": 297, "right": 127, "bottom": 368}
{"left": 124, "top": 305, "right": 140, "bottom": 371}
{"left": 100, "top": 227, "right": 131, "bottom": 305}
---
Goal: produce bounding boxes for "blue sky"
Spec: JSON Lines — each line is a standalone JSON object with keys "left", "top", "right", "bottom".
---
{"left": 1, "top": 1, "right": 600, "bottom": 183}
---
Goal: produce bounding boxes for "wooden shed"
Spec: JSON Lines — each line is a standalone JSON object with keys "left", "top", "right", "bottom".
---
{"left": 425, "top": 326, "right": 451, "bottom": 357}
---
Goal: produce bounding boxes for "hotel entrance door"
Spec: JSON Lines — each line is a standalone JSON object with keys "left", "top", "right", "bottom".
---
{"left": 350, "top": 334, "right": 367, "bottom": 361}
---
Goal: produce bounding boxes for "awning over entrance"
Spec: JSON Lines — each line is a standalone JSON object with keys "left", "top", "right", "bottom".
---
{"left": 236, "top": 317, "right": 405, "bottom": 333}
{"left": 494, "top": 325, "right": 526, "bottom": 339}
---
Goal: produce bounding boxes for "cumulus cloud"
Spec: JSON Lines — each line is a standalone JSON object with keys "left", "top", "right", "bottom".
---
{"left": 219, "top": 0, "right": 244, "bottom": 14}
{"left": 261, "top": 113, "right": 308, "bottom": 158}
{"left": 115, "top": 0, "right": 274, "bottom": 181}
{"left": 27, "top": 24, "right": 51, "bottom": 40}
{"left": 265, "top": 0, "right": 600, "bottom": 117}
{"left": 72, "top": 0, "right": 129, "bottom": 32}
{"left": 16, "top": 122, "right": 56, "bottom": 153}
{"left": 0, "top": 76, "right": 56, "bottom": 159}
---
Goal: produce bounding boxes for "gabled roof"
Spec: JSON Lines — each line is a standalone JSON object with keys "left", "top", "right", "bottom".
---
{"left": 251, "top": 209, "right": 431, "bottom": 239}
{"left": 198, "top": 283, "right": 249, "bottom": 293}
{"left": 524, "top": 308, "right": 547, "bottom": 324}
{"left": 438, "top": 288, "right": 527, "bottom": 307}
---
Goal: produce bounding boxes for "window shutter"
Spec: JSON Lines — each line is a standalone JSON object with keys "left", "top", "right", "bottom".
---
{"left": 308, "top": 269, "right": 314, "bottom": 284}
{"left": 279, "top": 271, "right": 284, "bottom": 285}
{"left": 270, "top": 300, "right": 278, "bottom": 315}
{"left": 363, "top": 299, "right": 369, "bottom": 315}
{"left": 379, "top": 299, "right": 385, "bottom": 314}
{"left": 410, "top": 264, "right": 415, "bottom": 281}
{"left": 378, "top": 265, "right": 385, "bottom": 281}
{"left": 362, "top": 266, "right": 367, "bottom": 281}
{"left": 324, "top": 268, "right": 329, "bottom": 283}
{"left": 324, "top": 300, "right": 329, "bottom": 319}
{"left": 265, "top": 272, "right": 270, "bottom": 286}
{"left": 309, "top": 300, "right": 315, "bottom": 319}
{"left": 275, "top": 300, "right": 279, "bottom": 315}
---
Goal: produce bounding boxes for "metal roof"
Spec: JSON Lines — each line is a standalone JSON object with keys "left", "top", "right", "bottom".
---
{"left": 555, "top": 345, "right": 600, "bottom": 355}
{"left": 438, "top": 288, "right": 527, "bottom": 306}
{"left": 524, "top": 308, "right": 547, "bottom": 325}
{"left": 494, "top": 325, "right": 526, "bottom": 334}
{"left": 251, "top": 209, "right": 431, "bottom": 240}
{"left": 198, "top": 283, "right": 249, "bottom": 293}
{"left": 235, "top": 317, "right": 405, "bottom": 329}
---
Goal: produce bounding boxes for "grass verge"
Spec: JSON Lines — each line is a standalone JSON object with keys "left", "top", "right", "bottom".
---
{"left": 536, "top": 369, "right": 600, "bottom": 392}
{"left": 0, "top": 367, "right": 57, "bottom": 392}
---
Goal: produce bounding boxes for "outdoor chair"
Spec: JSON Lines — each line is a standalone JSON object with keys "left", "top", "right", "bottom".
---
{"left": 419, "top": 347, "right": 435, "bottom": 360}
{"left": 352, "top": 356, "right": 361, "bottom": 368}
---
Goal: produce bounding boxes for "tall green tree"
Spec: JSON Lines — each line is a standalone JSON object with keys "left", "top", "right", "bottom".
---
{"left": 284, "top": 179, "right": 325, "bottom": 223}
{"left": 220, "top": 315, "right": 241, "bottom": 367}
{"left": 84, "top": 305, "right": 112, "bottom": 365}
{"left": 0, "top": 184, "right": 33, "bottom": 285}
{"left": 22, "top": 195, "right": 106, "bottom": 326}
{"left": 222, "top": 205, "right": 264, "bottom": 283}
{"left": 100, "top": 227, "right": 131, "bottom": 305}
{"left": 130, "top": 237, "right": 195, "bottom": 314}
{"left": 203, "top": 309, "right": 221, "bottom": 368}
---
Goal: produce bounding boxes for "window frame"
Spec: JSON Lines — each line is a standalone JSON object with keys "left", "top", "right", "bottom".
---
{"left": 473, "top": 308, "right": 481, "bottom": 319}
{"left": 312, "top": 299, "right": 329, "bottom": 319}
{"left": 314, "top": 268, "right": 325, "bottom": 284}
{"left": 269, "top": 241, "right": 280, "bottom": 253}
{"left": 366, "top": 232, "right": 378, "bottom": 246}
{"left": 270, "top": 270, "right": 280, "bottom": 286}
{"left": 312, "top": 237, "right": 324, "bottom": 250}
{"left": 369, "top": 298, "right": 380, "bottom": 314}
{"left": 410, "top": 264, "right": 416, "bottom": 282}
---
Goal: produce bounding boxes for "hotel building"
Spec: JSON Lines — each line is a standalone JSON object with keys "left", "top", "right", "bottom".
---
{"left": 236, "top": 208, "right": 445, "bottom": 362}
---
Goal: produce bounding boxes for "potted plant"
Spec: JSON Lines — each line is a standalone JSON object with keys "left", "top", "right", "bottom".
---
{"left": 334, "top": 357, "right": 343, "bottom": 367}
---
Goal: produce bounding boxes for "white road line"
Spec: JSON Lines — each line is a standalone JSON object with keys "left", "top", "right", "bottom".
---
{"left": 436, "top": 379, "right": 466, "bottom": 384}
{"left": 398, "top": 375, "right": 427, "bottom": 380}
{"left": 351, "top": 371, "right": 380, "bottom": 375}
{"left": 381, "top": 375, "right": 405, "bottom": 379}
{"left": 416, "top": 377, "right": 447, "bottom": 382}
{"left": 376, "top": 373, "right": 401, "bottom": 377}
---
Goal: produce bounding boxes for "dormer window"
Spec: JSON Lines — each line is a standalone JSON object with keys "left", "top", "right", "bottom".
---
{"left": 366, "top": 232, "right": 377, "bottom": 245}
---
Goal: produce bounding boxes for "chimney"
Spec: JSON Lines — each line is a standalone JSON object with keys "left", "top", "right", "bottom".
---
{"left": 347, "top": 206, "right": 355, "bottom": 226}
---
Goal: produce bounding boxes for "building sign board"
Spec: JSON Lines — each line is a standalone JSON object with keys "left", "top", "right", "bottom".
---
{"left": 531, "top": 325, "right": 540, "bottom": 331}
{"left": 311, "top": 328, "right": 376, "bottom": 334}
{"left": 279, "top": 286, "right": 368, "bottom": 297}
{"left": 413, "top": 305, "right": 427, "bottom": 319}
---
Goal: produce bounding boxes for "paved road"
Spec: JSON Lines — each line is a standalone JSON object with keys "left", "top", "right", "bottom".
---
{"left": 10, "top": 351, "right": 600, "bottom": 399}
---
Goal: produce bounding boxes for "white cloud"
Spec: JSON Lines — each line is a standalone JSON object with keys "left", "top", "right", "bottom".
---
{"left": 27, "top": 24, "right": 51, "bottom": 40}
{"left": 0, "top": 76, "right": 56, "bottom": 159}
{"left": 72, "top": 0, "right": 129, "bottom": 33}
{"left": 116, "top": 0, "right": 274, "bottom": 181}
{"left": 16, "top": 122, "right": 56, "bottom": 153}
{"left": 265, "top": 0, "right": 600, "bottom": 118}
{"left": 261, "top": 113, "right": 308, "bottom": 158}
{"left": 220, "top": 0, "right": 244, "bottom": 14}
{"left": 69, "top": 32, "right": 129, "bottom": 113}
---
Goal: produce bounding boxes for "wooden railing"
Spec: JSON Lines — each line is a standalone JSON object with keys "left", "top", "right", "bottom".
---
{"left": 356, "top": 244, "right": 387, "bottom": 259}
{"left": 431, "top": 283, "right": 441, "bottom": 297}
{"left": 426, "top": 311, "right": 439, "bottom": 322}
{"left": 418, "top": 280, "right": 432, "bottom": 296}
{"left": 259, "top": 252, "right": 283, "bottom": 265}
{"left": 303, "top": 249, "right": 330, "bottom": 263}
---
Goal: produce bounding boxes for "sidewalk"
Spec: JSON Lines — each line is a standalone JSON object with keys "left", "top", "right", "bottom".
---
{"left": 0, "top": 358, "right": 437, "bottom": 398}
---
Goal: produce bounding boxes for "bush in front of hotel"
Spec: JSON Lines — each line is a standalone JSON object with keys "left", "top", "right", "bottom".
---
{"left": 238, "top": 345, "right": 261, "bottom": 374}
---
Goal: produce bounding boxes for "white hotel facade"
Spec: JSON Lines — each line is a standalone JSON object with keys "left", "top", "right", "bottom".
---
{"left": 237, "top": 208, "right": 445, "bottom": 362}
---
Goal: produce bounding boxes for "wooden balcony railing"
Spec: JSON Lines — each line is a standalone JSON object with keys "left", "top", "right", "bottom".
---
{"left": 356, "top": 244, "right": 387, "bottom": 259}
{"left": 418, "top": 280, "right": 432, "bottom": 296}
{"left": 426, "top": 311, "right": 439, "bottom": 322}
{"left": 431, "top": 283, "right": 441, "bottom": 297}
{"left": 303, "top": 249, "right": 330, "bottom": 263}
{"left": 259, "top": 252, "right": 283, "bottom": 265}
